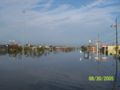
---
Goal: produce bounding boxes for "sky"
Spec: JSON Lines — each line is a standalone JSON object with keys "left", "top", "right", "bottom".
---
{"left": 0, "top": 0, "right": 120, "bottom": 46}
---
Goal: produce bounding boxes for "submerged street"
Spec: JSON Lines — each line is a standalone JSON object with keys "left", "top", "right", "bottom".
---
{"left": 0, "top": 50, "right": 120, "bottom": 90}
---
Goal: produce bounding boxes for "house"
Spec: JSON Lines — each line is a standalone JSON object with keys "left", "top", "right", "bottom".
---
{"left": 87, "top": 45, "right": 97, "bottom": 53}
{"left": 100, "top": 45, "right": 108, "bottom": 55}
{"left": 107, "top": 45, "right": 120, "bottom": 55}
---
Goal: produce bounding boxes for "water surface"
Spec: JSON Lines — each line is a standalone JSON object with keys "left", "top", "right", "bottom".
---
{"left": 0, "top": 51, "right": 120, "bottom": 90}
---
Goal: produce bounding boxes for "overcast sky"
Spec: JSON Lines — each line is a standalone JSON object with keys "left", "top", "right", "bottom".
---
{"left": 0, "top": 0, "right": 120, "bottom": 46}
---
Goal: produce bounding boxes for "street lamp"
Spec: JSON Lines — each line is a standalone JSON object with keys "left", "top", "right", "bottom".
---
{"left": 111, "top": 17, "right": 119, "bottom": 57}
{"left": 111, "top": 16, "right": 120, "bottom": 90}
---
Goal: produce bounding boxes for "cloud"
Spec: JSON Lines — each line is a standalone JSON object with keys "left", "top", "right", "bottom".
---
{"left": 0, "top": 0, "right": 120, "bottom": 45}
{"left": 80, "top": 0, "right": 105, "bottom": 10}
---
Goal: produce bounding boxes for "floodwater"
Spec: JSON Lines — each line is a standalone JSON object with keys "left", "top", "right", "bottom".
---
{"left": 0, "top": 50, "right": 120, "bottom": 90}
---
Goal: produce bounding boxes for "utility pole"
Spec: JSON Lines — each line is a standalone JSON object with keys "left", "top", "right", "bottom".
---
{"left": 95, "top": 34, "right": 101, "bottom": 60}
{"left": 112, "top": 17, "right": 119, "bottom": 90}
{"left": 115, "top": 18, "right": 118, "bottom": 57}
{"left": 112, "top": 18, "right": 118, "bottom": 90}
{"left": 112, "top": 17, "right": 119, "bottom": 57}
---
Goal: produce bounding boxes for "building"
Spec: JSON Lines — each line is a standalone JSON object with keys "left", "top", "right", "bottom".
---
{"left": 107, "top": 45, "right": 120, "bottom": 55}
{"left": 100, "top": 45, "right": 108, "bottom": 55}
{"left": 87, "top": 45, "right": 97, "bottom": 53}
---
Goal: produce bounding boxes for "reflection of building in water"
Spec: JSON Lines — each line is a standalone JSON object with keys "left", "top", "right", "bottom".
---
{"left": 0, "top": 43, "right": 75, "bottom": 57}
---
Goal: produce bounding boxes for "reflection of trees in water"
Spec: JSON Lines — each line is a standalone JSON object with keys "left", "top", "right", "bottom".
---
{"left": 0, "top": 51, "right": 7, "bottom": 56}
{"left": 0, "top": 46, "right": 75, "bottom": 57}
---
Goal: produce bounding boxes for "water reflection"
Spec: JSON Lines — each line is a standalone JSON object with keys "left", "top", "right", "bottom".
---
{"left": 0, "top": 46, "right": 75, "bottom": 58}
{"left": 81, "top": 51, "right": 108, "bottom": 62}
{"left": 0, "top": 47, "right": 120, "bottom": 90}
{"left": 80, "top": 51, "right": 120, "bottom": 90}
